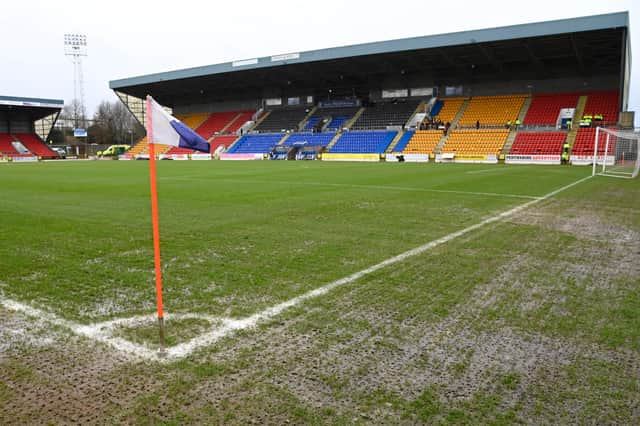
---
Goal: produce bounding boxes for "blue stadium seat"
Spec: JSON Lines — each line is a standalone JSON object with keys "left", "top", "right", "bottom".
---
{"left": 430, "top": 100, "right": 444, "bottom": 117}
{"left": 227, "top": 133, "right": 285, "bottom": 153}
{"left": 284, "top": 132, "right": 336, "bottom": 147}
{"left": 391, "top": 130, "right": 415, "bottom": 152}
{"left": 303, "top": 116, "right": 322, "bottom": 131}
{"left": 329, "top": 131, "right": 397, "bottom": 153}
{"left": 325, "top": 115, "right": 349, "bottom": 131}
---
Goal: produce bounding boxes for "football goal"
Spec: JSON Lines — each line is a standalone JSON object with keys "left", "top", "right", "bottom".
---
{"left": 592, "top": 127, "right": 640, "bottom": 179}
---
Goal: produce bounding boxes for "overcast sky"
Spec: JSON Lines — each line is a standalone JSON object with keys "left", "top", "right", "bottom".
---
{"left": 1, "top": 0, "right": 637, "bottom": 124}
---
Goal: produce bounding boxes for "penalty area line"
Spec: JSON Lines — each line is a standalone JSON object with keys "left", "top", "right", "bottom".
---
{"left": 0, "top": 175, "right": 592, "bottom": 362}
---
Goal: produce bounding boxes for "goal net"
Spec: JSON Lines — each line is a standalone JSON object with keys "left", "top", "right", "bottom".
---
{"left": 592, "top": 127, "right": 640, "bottom": 179}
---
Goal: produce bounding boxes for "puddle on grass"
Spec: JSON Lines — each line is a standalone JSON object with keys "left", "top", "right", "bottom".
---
{"left": 112, "top": 317, "right": 220, "bottom": 349}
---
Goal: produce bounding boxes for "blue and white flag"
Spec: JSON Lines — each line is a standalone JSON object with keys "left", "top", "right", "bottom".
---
{"left": 146, "top": 95, "right": 210, "bottom": 153}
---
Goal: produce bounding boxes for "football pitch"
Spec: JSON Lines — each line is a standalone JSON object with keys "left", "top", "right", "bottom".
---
{"left": 1, "top": 161, "right": 639, "bottom": 424}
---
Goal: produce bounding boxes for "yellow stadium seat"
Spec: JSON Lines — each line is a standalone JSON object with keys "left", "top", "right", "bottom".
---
{"left": 458, "top": 95, "right": 526, "bottom": 127}
{"left": 403, "top": 130, "right": 442, "bottom": 154}
{"left": 441, "top": 129, "right": 510, "bottom": 155}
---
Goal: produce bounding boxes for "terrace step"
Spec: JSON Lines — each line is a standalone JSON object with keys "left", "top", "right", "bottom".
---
{"left": 517, "top": 96, "right": 533, "bottom": 122}
{"left": 324, "top": 132, "right": 343, "bottom": 151}
{"left": 434, "top": 98, "right": 470, "bottom": 154}
{"left": 216, "top": 112, "right": 243, "bottom": 137}
{"left": 278, "top": 133, "right": 292, "bottom": 146}
{"left": 385, "top": 129, "right": 407, "bottom": 153}
{"left": 501, "top": 129, "right": 519, "bottom": 155}
{"left": 404, "top": 101, "right": 427, "bottom": 129}
{"left": 434, "top": 132, "right": 449, "bottom": 154}
{"left": 566, "top": 95, "right": 588, "bottom": 150}
{"left": 450, "top": 98, "right": 470, "bottom": 128}
{"left": 297, "top": 106, "right": 318, "bottom": 131}
{"left": 343, "top": 107, "right": 365, "bottom": 130}
{"left": 252, "top": 110, "right": 271, "bottom": 130}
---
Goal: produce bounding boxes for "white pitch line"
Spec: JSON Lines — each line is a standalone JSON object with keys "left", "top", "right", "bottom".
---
{"left": 167, "top": 174, "right": 591, "bottom": 359}
{"left": 0, "top": 175, "right": 592, "bottom": 362}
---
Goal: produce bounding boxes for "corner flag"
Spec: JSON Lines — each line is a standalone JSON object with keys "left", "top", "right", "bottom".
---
{"left": 146, "top": 94, "right": 213, "bottom": 352}
{"left": 146, "top": 95, "right": 210, "bottom": 153}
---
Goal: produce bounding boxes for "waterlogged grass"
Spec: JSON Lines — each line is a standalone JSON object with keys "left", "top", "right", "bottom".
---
{"left": 0, "top": 161, "right": 587, "bottom": 322}
{"left": 2, "top": 161, "right": 638, "bottom": 423}
{"left": 113, "top": 317, "right": 215, "bottom": 348}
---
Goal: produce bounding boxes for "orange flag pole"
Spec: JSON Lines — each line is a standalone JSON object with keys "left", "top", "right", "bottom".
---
{"left": 145, "top": 96, "right": 166, "bottom": 352}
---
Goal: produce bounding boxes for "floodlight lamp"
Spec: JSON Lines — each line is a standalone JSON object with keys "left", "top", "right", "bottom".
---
{"left": 64, "top": 34, "right": 87, "bottom": 47}
{"left": 64, "top": 33, "right": 88, "bottom": 56}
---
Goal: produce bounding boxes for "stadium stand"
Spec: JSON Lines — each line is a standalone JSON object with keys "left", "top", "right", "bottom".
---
{"left": 441, "top": 129, "right": 510, "bottom": 155}
{"left": 401, "top": 130, "right": 443, "bottom": 154}
{"left": 509, "top": 132, "right": 567, "bottom": 155}
{"left": 161, "top": 113, "right": 209, "bottom": 155}
{"left": 13, "top": 133, "right": 57, "bottom": 157}
{"left": 176, "top": 113, "right": 209, "bottom": 130}
{"left": 131, "top": 110, "right": 253, "bottom": 156}
{"left": 127, "top": 137, "right": 150, "bottom": 156}
{"left": 305, "top": 107, "right": 360, "bottom": 131}
{"left": 582, "top": 91, "right": 619, "bottom": 125}
{"left": 429, "top": 99, "right": 444, "bottom": 117}
{"left": 571, "top": 127, "right": 616, "bottom": 155}
{"left": 329, "top": 131, "right": 397, "bottom": 153}
{"left": 303, "top": 116, "right": 322, "bottom": 131}
{"left": 0, "top": 133, "right": 20, "bottom": 156}
{"left": 391, "top": 130, "right": 415, "bottom": 152}
{"left": 194, "top": 111, "right": 242, "bottom": 139}
{"left": 432, "top": 97, "right": 466, "bottom": 124}
{"left": 523, "top": 93, "right": 580, "bottom": 125}
{"left": 129, "top": 138, "right": 173, "bottom": 156}
{"left": 227, "top": 133, "right": 285, "bottom": 153}
{"left": 284, "top": 132, "right": 336, "bottom": 147}
{"left": 165, "top": 146, "right": 196, "bottom": 155}
{"left": 458, "top": 95, "right": 526, "bottom": 127}
{"left": 210, "top": 135, "right": 238, "bottom": 153}
{"left": 227, "top": 111, "right": 255, "bottom": 133}
{"left": 351, "top": 100, "right": 419, "bottom": 130}
{"left": 254, "top": 108, "right": 308, "bottom": 133}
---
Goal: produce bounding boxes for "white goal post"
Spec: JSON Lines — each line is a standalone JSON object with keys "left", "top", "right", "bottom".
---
{"left": 592, "top": 127, "right": 640, "bottom": 179}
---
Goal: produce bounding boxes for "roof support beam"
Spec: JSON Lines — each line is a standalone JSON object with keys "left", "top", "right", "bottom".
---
{"left": 522, "top": 39, "right": 545, "bottom": 76}
{"left": 570, "top": 35, "right": 585, "bottom": 74}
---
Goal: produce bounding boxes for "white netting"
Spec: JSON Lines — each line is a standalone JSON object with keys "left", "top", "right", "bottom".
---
{"left": 593, "top": 127, "right": 640, "bottom": 179}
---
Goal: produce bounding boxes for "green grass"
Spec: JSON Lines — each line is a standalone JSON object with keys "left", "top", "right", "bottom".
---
{"left": 1, "top": 160, "right": 638, "bottom": 424}
{"left": 0, "top": 161, "right": 587, "bottom": 322}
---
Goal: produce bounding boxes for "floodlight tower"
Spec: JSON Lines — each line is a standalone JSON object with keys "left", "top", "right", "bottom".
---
{"left": 64, "top": 34, "right": 88, "bottom": 129}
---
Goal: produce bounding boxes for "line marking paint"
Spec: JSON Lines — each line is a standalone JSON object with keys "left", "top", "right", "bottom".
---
{"left": 0, "top": 175, "right": 592, "bottom": 362}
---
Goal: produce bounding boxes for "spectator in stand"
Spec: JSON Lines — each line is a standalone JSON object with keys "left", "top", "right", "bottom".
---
{"left": 561, "top": 141, "right": 570, "bottom": 165}
{"left": 475, "top": 120, "right": 480, "bottom": 130}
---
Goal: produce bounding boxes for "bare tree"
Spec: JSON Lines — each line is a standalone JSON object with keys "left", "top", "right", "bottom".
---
{"left": 90, "top": 100, "right": 144, "bottom": 145}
